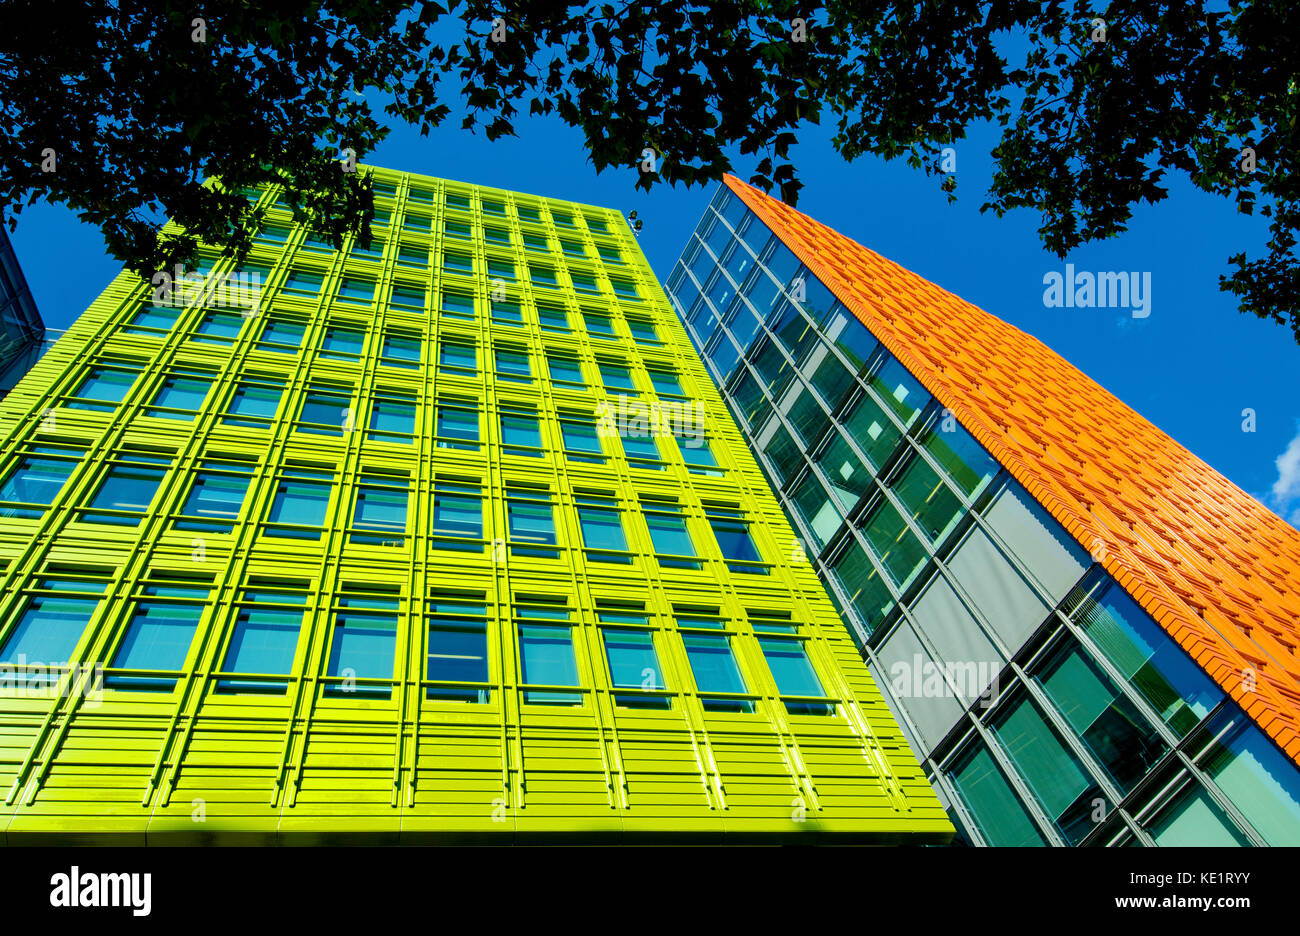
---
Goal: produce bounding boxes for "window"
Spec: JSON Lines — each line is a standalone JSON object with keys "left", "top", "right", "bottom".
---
{"left": 481, "top": 199, "right": 506, "bottom": 216}
{"left": 547, "top": 354, "right": 584, "bottom": 386}
{"left": 82, "top": 454, "right": 170, "bottom": 525}
{"left": 490, "top": 299, "right": 523, "bottom": 326}
{"left": 598, "top": 362, "right": 636, "bottom": 393}
{"left": 444, "top": 192, "right": 471, "bottom": 210}
{"left": 264, "top": 470, "right": 332, "bottom": 539}
{"left": 0, "top": 579, "right": 103, "bottom": 682}
{"left": 435, "top": 402, "right": 479, "bottom": 449}
{"left": 297, "top": 389, "right": 353, "bottom": 435}
{"left": 620, "top": 434, "right": 663, "bottom": 468}
{"left": 1031, "top": 636, "right": 1168, "bottom": 795}
{"left": 500, "top": 411, "right": 544, "bottom": 456}
{"left": 484, "top": 226, "right": 510, "bottom": 246}
{"left": 706, "top": 507, "right": 765, "bottom": 573}
{"left": 868, "top": 356, "right": 930, "bottom": 429}
{"left": 516, "top": 205, "right": 542, "bottom": 222}
{"left": 217, "top": 589, "right": 308, "bottom": 693}
{"left": 440, "top": 291, "right": 475, "bottom": 320}
{"left": 647, "top": 369, "right": 684, "bottom": 396}
{"left": 560, "top": 415, "right": 605, "bottom": 463}
{"left": 487, "top": 258, "right": 514, "bottom": 280}
{"left": 431, "top": 482, "right": 482, "bottom": 549}
{"left": 1066, "top": 577, "right": 1222, "bottom": 738}
{"left": 389, "top": 284, "right": 426, "bottom": 313}
{"left": 438, "top": 341, "right": 476, "bottom": 374}
{"left": 626, "top": 318, "right": 658, "bottom": 344}
{"left": 426, "top": 596, "right": 489, "bottom": 702}
{"left": 176, "top": 461, "right": 255, "bottom": 533}
{"left": 576, "top": 495, "right": 629, "bottom": 562}
{"left": 444, "top": 219, "right": 472, "bottom": 239}
{"left": 609, "top": 277, "right": 639, "bottom": 300}
{"left": 860, "top": 497, "right": 927, "bottom": 587}
{"left": 682, "top": 634, "right": 751, "bottom": 712}
{"left": 602, "top": 628, "right": 668, "bottom": 708}
{"left": 842, "top": 390, "right": 904, "bottom": 470}
{"left": 106, "top": 585, "right": 208, "bottom": 692}
{"left": 281, "top": 270, "right": 323, "bottom": 298}
{"left": 68, "top": 366, "right": 138, "bottom": 411}
{"left": 583, "top": 313, "right": 614, "bottom": 339}
{"left": 921, "top": 424, "right": 998, "bottom": 499}
{"left": 571, "top": 272, "right": 600, "bottom": 294}
{"left": 530, "top": 265, "right": 559, "bottom": 287}
{"left": 830, "top": 543, "right": 894, "bottom": 636}
{"left": 336, "top": 278, "right": 375, "bottom": 305}
{"left": 990, "top": 691, "right": 1106, "bottom": 844}
{"left": 521, "top": 232, "right": 548, "bottom": 251}
{"left": 596, "top": 244, "right": 622, "bottom": 263}
{"left": 506, "top": 488, "right": 557, "bottom": 557}
{"left": 442, "top": 251, "right": 473, "bottom": 275}
{"left": 536, "top": 302, "right": 569, "bottom": 332}
{"left": 397, "top": 243, "right": 428, "bottom": 266}
{"left": 350, "top": 474, "right": 409, "bottom": 545}
{"left": 0, "top": 449, "right": 82, "bottom": 518}
{"left": 380, "top": 331, "right": 421, "bottom": 369}
{"left": 402, "top": 213, "right": 431, "bottom": 234}
{"left": 893, "top": 453, "right": 965, "bottom": 545}
{"left": 759, "top": 638, "right": 832, "bottom": 714}
{"left": 222, "top": 380, "right": 284, "bottom": 427}
{"left": 1193, "top": 711, "right": 1300, "bottom": 846}
{"left": 368, "top": 394, "right": 417, "bottom": 443}
{"left": 678, "top": 439, "right": 721, "bottom": 476}
{"left": 560, "top": 239, "right": 585, "bottom": 259}
{"left": 193, "top": 311, "right": 245, "bottom": 344}
{"left": 551, "top": 210, "right": 576, "bottom": 227}
{"left": 948, "top": 741, "right": 1050, "bottom": 846}
{"left": 324, "top": 597, "right": 399, "bottom": 699}
{"left": 518, "top": 622, "right": 580, "bottom": 704}
{"left": 125, "top": 305, "right": 180, "bottom": 334}
{"left": 319, "top": 325, "right": 366, "bottom": 361}
{"left": 644, "top": 501, "right": 698, "bottom": 568}
{"left": 257, "top": 317, "right": 306, "bottom": 353}
{"left": 495, "top": 347, "right": 531, "bottom": 382}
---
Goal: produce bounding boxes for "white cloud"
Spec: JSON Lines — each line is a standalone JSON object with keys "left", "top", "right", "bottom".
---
{"left": 1269, "top": 423, "right": 1300, "bottom": 524}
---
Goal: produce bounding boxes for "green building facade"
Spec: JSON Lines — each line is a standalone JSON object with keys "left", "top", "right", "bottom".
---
{"left": 0, "top": 167, "right": 951, "bottom": 843}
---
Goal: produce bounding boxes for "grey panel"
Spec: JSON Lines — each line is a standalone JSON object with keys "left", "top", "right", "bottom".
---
{"left": 874, "top": 620, "right": 966, "bottom": 757}
{"left": 983, "top": 480, "right": 1089, "bottom": 603}
{"left": 946, "top": 523, "right": 1050, "bottom": 652}
{"left": 910, "top": 573, "right": 1005, "bottom": 708}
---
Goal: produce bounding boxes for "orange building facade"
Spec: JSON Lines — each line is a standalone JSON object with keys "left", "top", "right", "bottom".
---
{"left": 663, "top": 175, "right": 1300, "bottom": 846}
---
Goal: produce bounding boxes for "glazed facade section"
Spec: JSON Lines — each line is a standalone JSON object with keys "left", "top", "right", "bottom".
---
{"left": 664, "top": 184, "right": 1300, "bottom": 846}
{"left": 0, "top": 227, "right": 45, "bottom": 396}
{"left": 0, "top": 168, "right": 950, "bottom": 843}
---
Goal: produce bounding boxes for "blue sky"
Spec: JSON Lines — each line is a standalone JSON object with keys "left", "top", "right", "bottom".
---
{"left": 11, "top": 104, "right": 1300, "bottom": 528}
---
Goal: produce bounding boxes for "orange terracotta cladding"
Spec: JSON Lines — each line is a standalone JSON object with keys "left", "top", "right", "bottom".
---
{"left": 723, "top": 173, "right": 1300, "bottom": 766}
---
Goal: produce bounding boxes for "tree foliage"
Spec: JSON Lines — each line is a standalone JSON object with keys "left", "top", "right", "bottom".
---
{"left": 1, "top": 1, "right": 1296, "bottom": 338}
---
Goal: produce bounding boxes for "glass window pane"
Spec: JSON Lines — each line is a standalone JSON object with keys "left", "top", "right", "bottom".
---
{"left": 519, "top": 624, "right": 579, "bottom": 703}
{"left": 325, "top": 612, "right": 397, "bottom": 698}
{"left": 578, "top": 507, "right": 627, "bottom": 553}
{"left": 893, "top": 454, "right": 965, "bottom": 545}
{"left": 829, "top": 543, "right": 894, "bottom": 636}
{"left": 219, "top": 605, "right": 304, "bottom": 692}
{"left": 682, "top": 633, "right": 750, "bottom": 710}
{"left": 1198, "top": 714, "right": 1300, "bottom": 846}
{"left": 861, "top": 498, "right": 927, "bottom": 586}
{"left": 0, "top": 593, "right": 99, "bottom": 669}
{"left": 108, "top": 602, "right": 204, "bottom": 690}
{"left": 0, "top": 455, "right": 78, "bottom": 512}
{"left": 949, "top": 742, "right": 1049, "bottom": 846}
